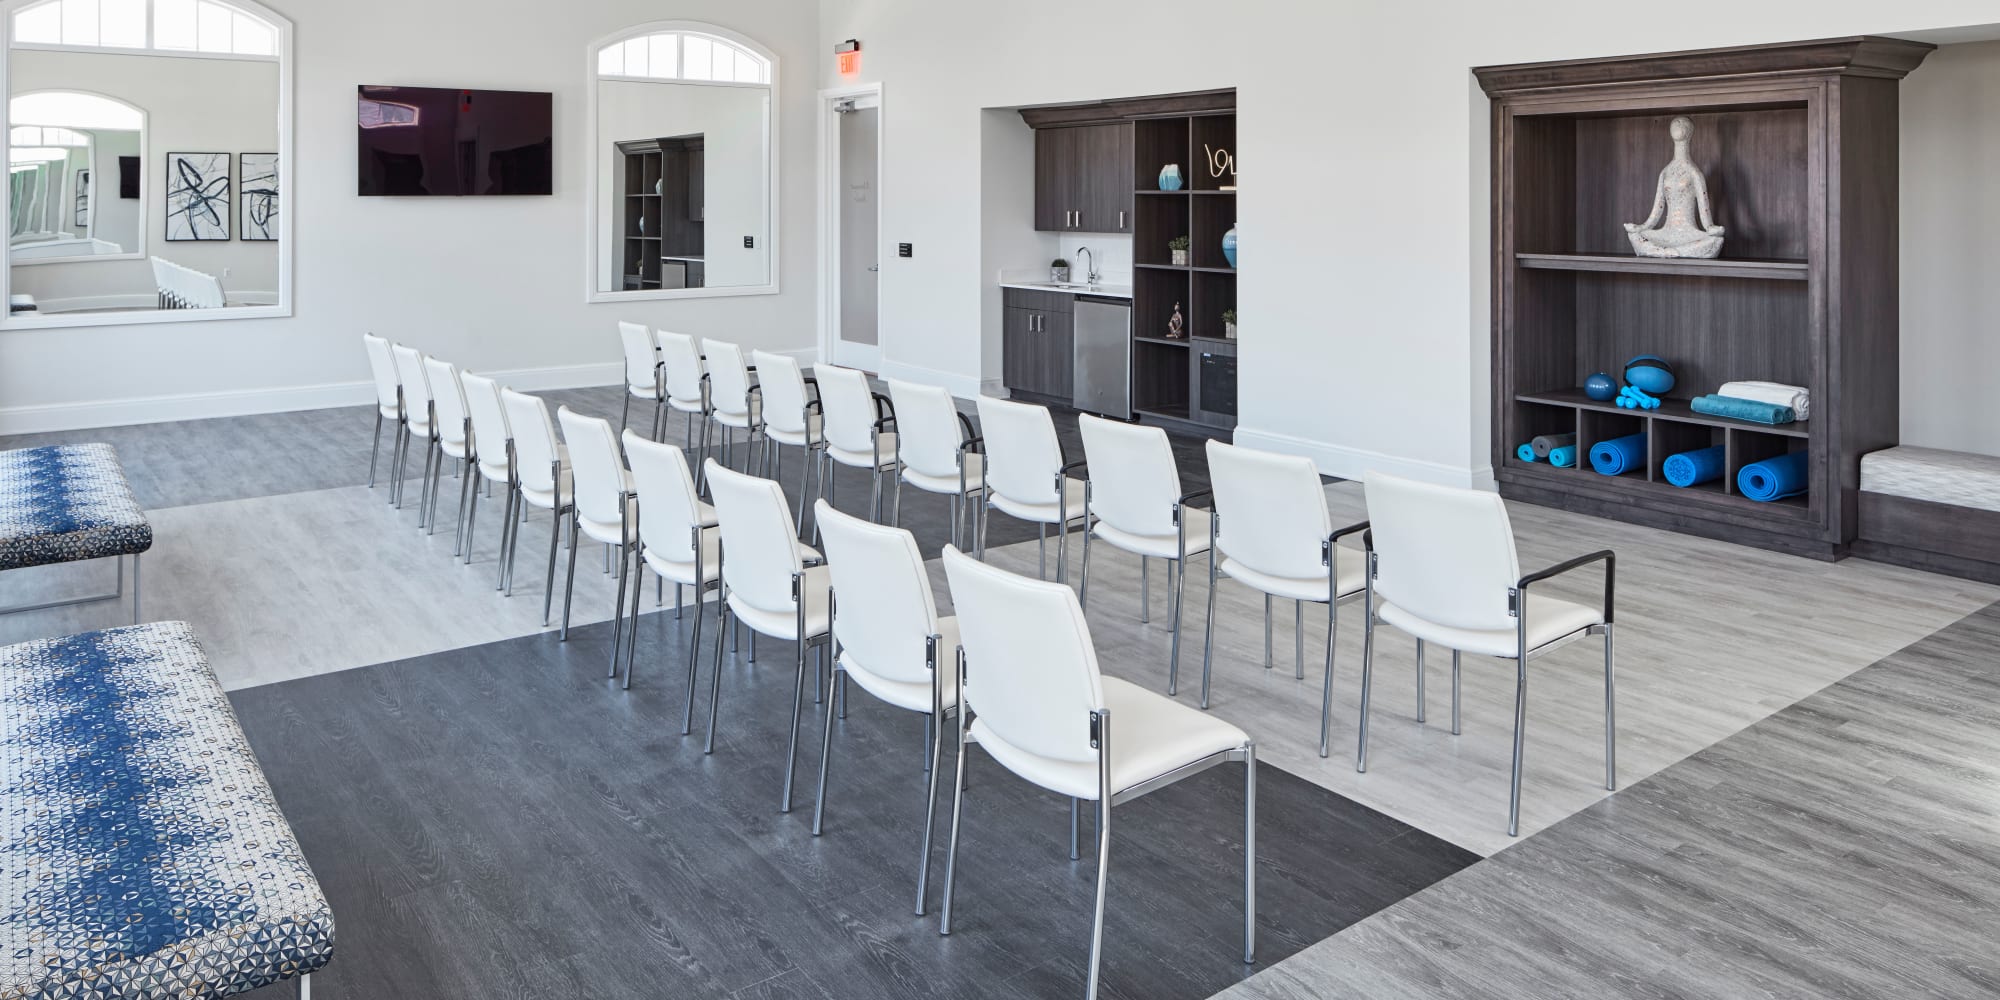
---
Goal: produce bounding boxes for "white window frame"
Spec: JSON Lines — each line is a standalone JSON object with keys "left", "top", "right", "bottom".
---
{"left": 8, "top": 88, "right": 146, "bottom": 266}
{"left": 9, "top": 0, "right": 280, "bottom": 61}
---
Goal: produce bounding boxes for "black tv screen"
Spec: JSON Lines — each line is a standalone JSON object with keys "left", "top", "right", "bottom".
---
{"left": 357, "top": 86, "right": 553, "bottom": 196}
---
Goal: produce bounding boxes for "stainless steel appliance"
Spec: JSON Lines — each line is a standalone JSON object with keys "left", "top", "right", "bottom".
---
{"left": 1071, "top": 296, "right": 1131, "bottom": 419}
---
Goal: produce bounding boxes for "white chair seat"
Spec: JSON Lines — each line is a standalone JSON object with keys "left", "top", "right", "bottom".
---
{"left": 476, "top": 457, "right": 511, "bottom": 485}
{"left": 839, "top": 617, "right": 962, "bottom": 714}
{"left": 714, "top": 398, "right": 762, "bottom": 430}
{"left": 519, "top": 466, "right": 574, "bottom": 510}
{"left": 904, "top": 453, "right": 985, "bottom": 496}
{"left": 969, "top": 676, "right": 1248, "bottom": 800}
{"left": 668, "top": 394, "right": 707, "bottom": 415}
{"left": 764, "top": 412, "right": 824, "bottom": 447}
{"left": 728, "top": 564, "right": 832, "bottom": 641}
{"left": 407, "top": 415, "right": 435, "bottom": 438}
{"left": 989, "top": 476, "right": 1087, "bottom": 525}
{"left": 379, "top": 402, "right": 400, "bottom": 420}
{"left": 628, "top": 381, "right": 663, "bottom": 401}
{"left": 1219, "top": 545, "right": 1366, "bottom": 603}
{"left": 1091, "top": 507, "right": 1213, "bottom": 559}
{"left": 642, "top": 525, "right": 722, "bottom": 586}
{"left": 1377, "top": 593, "right": 1602, "bottom": 659}
{"left": 440, "top": 434, "right": 471, "bottom": 461}
{"left": 578, "top": 496, "right": 640, "bottom": 547}
{"left": 829, "top": 432, "right": 898, "bottom": 470}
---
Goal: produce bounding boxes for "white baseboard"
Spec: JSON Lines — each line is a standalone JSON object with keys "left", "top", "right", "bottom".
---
{"left": 1232, "top": 425, "right": 1490, "bottom": 489}
{"left": 874, "top": 359, "right": 984, "bottom": 400}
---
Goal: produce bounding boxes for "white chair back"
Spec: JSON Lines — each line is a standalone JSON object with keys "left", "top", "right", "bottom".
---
{"left": 558, "top": 406, "right": 627, "bottom": 526}
{"left": 751, "top": 350, "right": 812, "bottom": 436}
{"left": 659, "top": 331, "right": 706, "bottom": 407}
{"left": 461, "top": 373, "right": 510, "bottom": 472}
{"left": 815, "top": 501, "right": 940, "bottom": 685}
{"left": 619, "top": 321, "right": 659, "bottom": 394}
{"left": 1078, "top": 414, "right": 1180, "bottom": 537}
{"left": 362, "top": 334, "right": 400, "bottom": 412}
{"left": 886, "top": 378, "right": 963, "bottom": 478}
{"left": 625, "top": 431, "right": 706, "bottom": 563}
{"left": 813, "top": 363, "right": 877, "bottom": 454}
{"left": 390, "top": 344, "right": 432, "bottom": 417}
{"left": 150, "top": 256, "right": 225, "bottom": 308}
{"left": 941, "top": 545, "right": 1103, "bottom": 764}
{"left": 706, "top": 460, "right": 803, "bottom": 615}
{"left": 423, "top": 357, "right": 470, "bottom": 445}
{"left": 501, "top": 388, "right": 562, "bottom": 494}
{"left": 1365, "top": 472, "right": 1521, "bottom": 632}
{"left": 1206, "top": 441, "right": 1331, "bottom": 579}
{"left": 702, "top": 339, "right": 754, "bottom": 419}
{"left": 975, "top": 396, "right": 1062, "bottom": 505}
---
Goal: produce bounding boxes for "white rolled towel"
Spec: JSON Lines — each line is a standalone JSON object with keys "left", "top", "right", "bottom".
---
{"left": 1719, "top": 380, "right": 1809, "bottom": 420}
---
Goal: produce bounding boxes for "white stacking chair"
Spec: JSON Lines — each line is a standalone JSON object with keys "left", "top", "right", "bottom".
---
{"left": 618, "top": 321, "right": 666, "bottom": 438}
{"left": 557, "top": 406, "right": 639, "bottom": 677}
{"left": 703, "top": 460, "right": 830, "bottom": 812}
{"left": 498, "top": 388, "right": 574, "bottom": 623}
{"left": 619, "top": 432, "right": 720, "bottom": 715}
{"left": 389, "top": 344, "right": 436, "bottom": 517}
{"left": 659, "top": 331, "right": 710, "bottom": 456}
{"left": 750, "top": 350, "right": 823, "bottom": 533}
{"left": 460, "top": 372, "right": 513, "bottom": 576}
{"left": 1201, "top": 442, "right": 1369, "bottom": 757}
{"left": 885, "top": 378, "right": 983, "bottom": 547}
{"left": 936, "top": 545, "right": 1256, "bottom": 1000}
{"left": 361, "top": 334, "right": 402, "bottom": 491}
{"left": 972, "top": 396, "right": 1086, "bottom": 580}
{"left": 810, "top": 363, "right": 898, "bottom": 526}
{"left": 701, "top": 338, "right": 760, "bottom": 478}
{"left": 808, "top": 501, "right": 961, "bottom": 914}
{"left": 1357, "top": 472, "right": 1616, "bottom": 837}
{"left": 1075, "top": 414, "right": 1213, "bottom": 679}
{"left": 421, "top": 356, "right": 475, "bottom": 551}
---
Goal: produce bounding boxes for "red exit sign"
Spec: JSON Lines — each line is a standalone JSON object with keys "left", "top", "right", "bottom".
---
{"left": 835, "top": 39, "right": 861, "bottom": 76}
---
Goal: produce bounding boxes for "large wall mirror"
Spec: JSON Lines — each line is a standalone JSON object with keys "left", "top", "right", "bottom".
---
{"left": 1, "top": 0, "right": 291, "bottom": 328}
{"left": 589, "top": 22, "right": 776, "bottom": 301}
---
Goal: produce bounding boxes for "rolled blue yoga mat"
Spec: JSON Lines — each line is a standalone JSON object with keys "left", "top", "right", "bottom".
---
{"left": 1692, "top": 394, "right": 1795, "bottom": 425}
{"left": 1738, "top": 450, "right": 1810, "bottom": 502}
{"left": 1663, "top": 445, "right": 1725, "bottom": 488}
{"left": 1548, "top": 445, "right": 1578, "bottom": 468}
{"left": 1517, "top": 443, "right": 1539, "bottom": 463}
{"left": 1589, "top": 432, "right": 1648, "bottom": 476}
{"left": 1531, "top": 432, "right": 1576, "bottom": 459}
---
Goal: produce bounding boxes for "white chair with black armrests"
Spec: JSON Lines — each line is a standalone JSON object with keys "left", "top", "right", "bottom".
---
{"left": 750, "top": 350, "right": 824, "bottom": 534}
{"left": 885, "top": 378, "right": 983, "bottom": 547}
{"left": 498, "top": 388, "right": 575, "bottom": 620}
{"left": 618, "top": 432, "right": 720, "bottom": 713}
{"left": 1200, "top": 442, "right": 1370, "bottom": 759}
{"left": 971, "top": 395, "right": 1087, "bottom": 582}
{"left": 421, "top": 356, "right": 476, "bottom": 552}
{"left": 810, "top": 363, "right": 898, "bottom": 526}
{"left": 618, "top": 321, "right": 667, "bottom": 439}
{"left": 936, "top": 544, "right": 1257, "bottom": 1000}
{"left": 658, "top": 331, "right": 711, "bottom": 458}
{"left": 459, "top": 372, "right": 513, "bottom": 576}
{"left": 702, "top": 460, "right": 830, "bottom": 812}
{"left": 1356, "top": 472, "right": 1615, "bottom": 837}
{"left": 389, "top": 343, "right": 435, "bottom": 518}
{"left": 700, "top": 338, "right": 760, "bottom": 480}
{"left": 808, "top": 500, "right": 961, "bottom": 914}
{"left": 1074, "top": 413, "right": 1213, "bottom": 682}
{"left": 556, "top": 407, "right": 640, "bottom": 678}
{"left": 361, "top": 334, "right": 402, "bottom": 492}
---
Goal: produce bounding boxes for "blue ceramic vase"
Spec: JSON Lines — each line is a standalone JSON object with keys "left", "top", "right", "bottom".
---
{"left": 1221, "top": 224, "right": 1238, "bottom": 268}
{"left": 1158, "top": 164, "right": 1183, "bottom": 191}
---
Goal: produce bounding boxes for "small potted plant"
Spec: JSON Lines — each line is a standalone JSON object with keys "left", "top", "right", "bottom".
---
{"left": 1050, "top": 258, "right": 1070, "bottom": 283}
{"left": 1222, "top": 309, "right": 1237, "bottom": 339}
{"left": 1168, "top": 236, "right": 1191, "bottom": 266}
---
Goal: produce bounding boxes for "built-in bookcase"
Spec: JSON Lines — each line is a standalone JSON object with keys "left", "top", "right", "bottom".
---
{"left": 1130, "top": 109, "right": 1236, "bottom": 432}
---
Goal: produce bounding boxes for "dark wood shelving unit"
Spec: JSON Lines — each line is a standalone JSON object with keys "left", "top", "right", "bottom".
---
{"left": 618, "top": 135, "right": 706, "bottom": 291}
{"left": 1130, "top": 101, "right": 1236, "bottom": 433}
{"left": 1479, "top": 36, "right": 1932, "bottom": 558}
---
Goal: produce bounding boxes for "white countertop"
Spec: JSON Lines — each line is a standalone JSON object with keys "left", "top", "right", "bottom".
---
{"left": 997, "top": 280, "right": 1132, "bottom": 299}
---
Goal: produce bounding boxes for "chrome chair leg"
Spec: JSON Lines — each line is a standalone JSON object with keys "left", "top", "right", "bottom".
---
{"left": 1140, "top": 557, "right": 1149, "bottom": 623}
{"left": 1508, "top": 659, "right": 1527, "bottom": 837}
{"left": 682, "top": 582, "right": 707, "bottom": 733}
{"left": 1038, "top": 523, "right": 1047, "bottom": 579}
{"left": 1197, "top": 518, "right": 1221, "bottom": 706}
{"left": 546, "top": 508, "right": 571, "bottom": 629}
{"left": 1243, "top": 744, "right": 1257, "bottom": 964}
{"left": 1070, "top": 797, "right": 1081, "bottom": 861}
{"left": 607, "top": 539, "right": 632, "bottom": 676}
{"left": 1263, "top": 594, "right": 1272, "bottom": 667}
{"left": 368, "top": 411, "right": 383, "bottom": 488}
{"left": 453, "top": 462, "right": 472, "bottom": 556}
{"left": 1318, "top": 598, "right": 1339, "bottom": 758}
{"left": 1294, "top": 600, "right": 1304, "bottom": 680}
{"left": 1078, "top": 520, "right": 1094, "bottom": 610}
{"left": 1415, "top": 638, "right": 1427, "bottom": 723}
{"left": 464, "top": 479, "right": 481, "bottom": 565}
{"left": 704, "top": 597, "right": 730, "bottom": 754}
{"left": 780, "top": 632, "right": 811, "bottom": 813}
{"left": 914, "top": 704, "right": 945, "bottom": 914}
{"left": 1604, "top": 623, "right": 1617, "bottom": 790}
{"left": 1451, "top": 649, "right": 1462, "bottom": 735}
{"left": 1356, "top": 572, "right": 1376, "bottom": 772}
{"left": 939, "top": 654, "right": 971, "bottom": 936}
{"left": 1169, "top": 551, "right": 1192, "bottom": 691}
{"left": 621, "top": 558, "right": 646, "bottom": 689}
{"left": 1083, "top": 714, "right": 1113, "bottom": 1000}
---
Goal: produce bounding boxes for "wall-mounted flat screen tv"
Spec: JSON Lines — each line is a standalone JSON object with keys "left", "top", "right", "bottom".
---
{"left": 357, "top": 86, "right": 553, "bottom": 196}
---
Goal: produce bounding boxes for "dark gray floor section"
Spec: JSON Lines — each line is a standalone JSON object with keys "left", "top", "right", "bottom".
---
{"left": 1221, "top": 600, "right": 2000, "bottom": 1000}
{"left": 230, "top": 611, "right": 1474, "bottom": 1000}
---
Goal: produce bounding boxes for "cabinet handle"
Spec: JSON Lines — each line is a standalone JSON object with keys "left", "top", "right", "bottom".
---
{"left": 1118, "top": 210, "right": 1125, "bottom": 230}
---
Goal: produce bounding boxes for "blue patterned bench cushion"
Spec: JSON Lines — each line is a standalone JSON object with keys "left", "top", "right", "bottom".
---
{"left": 0, "top": 622, "right": 334, "bottom": 998}
{"left": 0, "top": 444, "right": 152, "bottom": 573}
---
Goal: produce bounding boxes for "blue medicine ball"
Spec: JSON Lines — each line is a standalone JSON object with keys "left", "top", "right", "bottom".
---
{"left": 1584, "top": 372, "right": 1618, "bottom": 401}
{"left": 1624, "top": 355, "right": 1676, "bottom": 395}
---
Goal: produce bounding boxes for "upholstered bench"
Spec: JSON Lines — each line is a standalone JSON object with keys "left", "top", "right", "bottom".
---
{"left": 0, "top": 622, "right": 334, "bottom": 998}
{"left": 0, "top": 443, "right": 151, "bottom": 622}
{"left": 1855, "top": 446, "right": 2000, "bottom": 583}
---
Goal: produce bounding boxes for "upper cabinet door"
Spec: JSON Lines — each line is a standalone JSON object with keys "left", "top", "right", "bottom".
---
{"left": 1079, "top": 122, "right": 1134, "bottom": 234}
{"left": 1034, "top": 127, "right": 1078, "bottom": 232}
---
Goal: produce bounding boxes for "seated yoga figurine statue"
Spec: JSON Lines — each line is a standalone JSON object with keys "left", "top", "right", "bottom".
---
{"left": 1623, "top": 116, "right": 1725, "bottom": 259}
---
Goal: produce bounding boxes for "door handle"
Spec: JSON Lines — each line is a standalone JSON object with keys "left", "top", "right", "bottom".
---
{"left": 867, "top": 266, "right": 880, "bottom": 272}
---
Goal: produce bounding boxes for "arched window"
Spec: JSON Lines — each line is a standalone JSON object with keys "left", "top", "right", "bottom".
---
{"left": 11, "top": 0, "right": 277, "bottom": 57}
{"left": 596, "top": 28, "right": 769, "bottom": 85}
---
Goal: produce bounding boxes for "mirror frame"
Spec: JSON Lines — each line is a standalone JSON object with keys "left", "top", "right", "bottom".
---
{"left": 0, "top": 0, "right": 293, "bottom": 330}
{"left": 9, "top": 89, "right": 148, "bottom": 266}
{"left": 585, "top": 20, "right": 779, "bottom": 304}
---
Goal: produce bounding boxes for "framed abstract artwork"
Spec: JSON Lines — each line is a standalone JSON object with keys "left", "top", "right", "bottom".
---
{"left": 73, "top": 169, "right": 91, "bottom": 227}
{"left": 239, "top": 153, "right": 277, "bottom": 241}
{"left": 165, "top": 152, "right": 229, "bottom": 241}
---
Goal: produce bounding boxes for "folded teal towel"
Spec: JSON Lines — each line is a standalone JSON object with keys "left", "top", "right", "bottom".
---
{"left": 1693, "top": 394, "right": 1795, "bottom": 425}
{"left": 1517, "top": 443, "right": 1539, "bottom": 463}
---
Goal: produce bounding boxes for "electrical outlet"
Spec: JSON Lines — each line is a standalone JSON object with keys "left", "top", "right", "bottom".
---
{"left": 743, "top": 236, "right": 754, "bottom": 248}
{"left": 898, "top": 243, "right": 912, "bottom": 258}
{"left": 223, "top": 268, "right": 232, "bottom": 278}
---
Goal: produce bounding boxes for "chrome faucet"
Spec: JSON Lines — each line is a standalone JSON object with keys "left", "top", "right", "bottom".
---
{"left": 1075, "top": 246, "right": 1099, "bottom": 285}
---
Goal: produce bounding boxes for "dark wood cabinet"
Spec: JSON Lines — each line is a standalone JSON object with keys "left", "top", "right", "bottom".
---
{"left": 1002, "top": 289, "right": 1074, "bottom": 400}
{"left": 1033, "top": 123, "right": 1132, "bottom": 233}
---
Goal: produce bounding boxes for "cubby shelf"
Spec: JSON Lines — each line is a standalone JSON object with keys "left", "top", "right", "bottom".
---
{"left": 1517, "top": 389, "right": 1809, "bottom": 438}
{"left": 1515, "top": 252, "right": 1808, "bottom": 281}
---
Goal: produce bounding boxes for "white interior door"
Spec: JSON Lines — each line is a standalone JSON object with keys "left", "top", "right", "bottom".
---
{"left": 831, "top": 93, "right": 880, "bottom": 370}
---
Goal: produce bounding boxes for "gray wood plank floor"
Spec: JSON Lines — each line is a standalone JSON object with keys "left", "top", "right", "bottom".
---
{"left": 1215, "top": 600, "right": 2000, "bottom": 1000}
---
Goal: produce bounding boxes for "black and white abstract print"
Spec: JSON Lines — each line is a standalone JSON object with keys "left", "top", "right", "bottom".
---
{"left": 72, "top": 169, "right": 90, "bottom": 228}
{"left": 165, "top": 152, "right": 229, "bottom": 241}
{"left": 240, "top": 153, "right": 277, "bottom": 241}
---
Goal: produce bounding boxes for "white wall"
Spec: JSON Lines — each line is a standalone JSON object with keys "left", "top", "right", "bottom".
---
{"left": 87, "top": 130, "right": 141, "bottom": 249}
{"left": 0, "top": 0, "right": 818, "bottom": 433}
{"left": 9, "top": 48, "right": 278, "bottom": 305}
{"left": 817, "top": 0, "right": 2000, "bottom": 485}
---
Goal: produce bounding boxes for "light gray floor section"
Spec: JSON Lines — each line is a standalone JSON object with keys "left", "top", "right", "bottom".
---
{"left": 1215, "top": 599, "right": 2000, "bottom": 1000}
